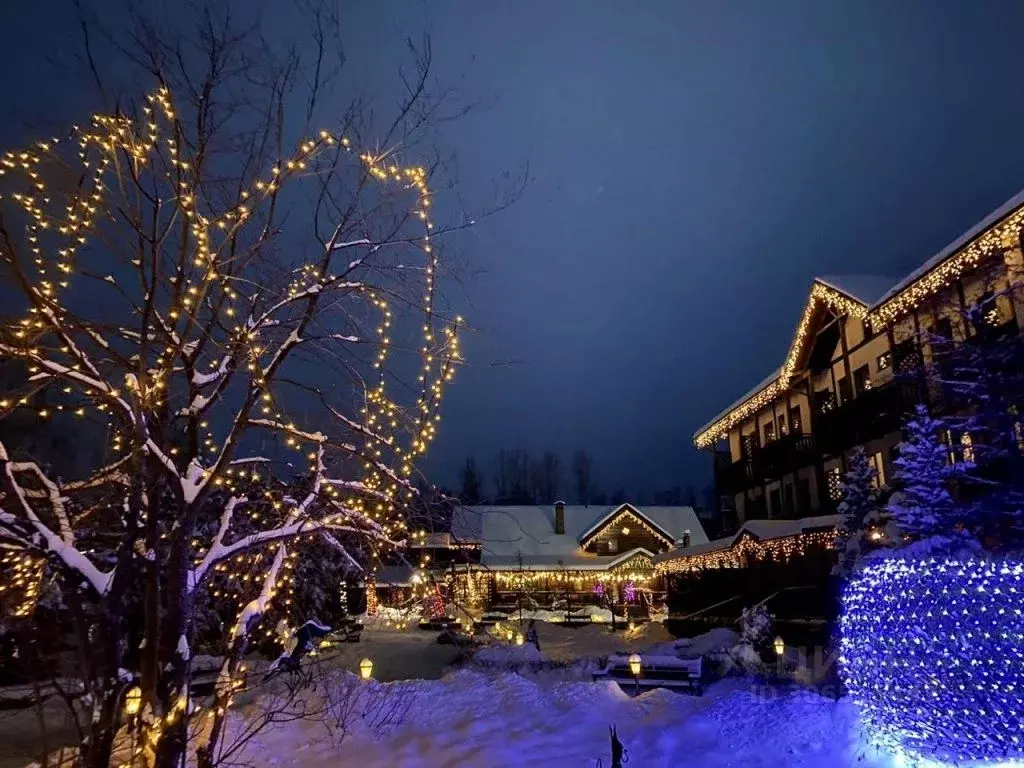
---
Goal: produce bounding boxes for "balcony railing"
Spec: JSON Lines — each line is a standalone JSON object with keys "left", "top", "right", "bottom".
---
{"left": 815, "top": 381, "right": 922, "bottom": 456}
{"left": 714, "top": 432, "right": 820, "bottom": 495}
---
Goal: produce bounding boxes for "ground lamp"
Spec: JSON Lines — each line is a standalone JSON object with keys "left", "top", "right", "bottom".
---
{"left": 627, "top": 621, "right": 635, "bottom": 632}
{"left": 515, "top": 633, "right": 524, "bottom": 646}
{"left": 773, "top": 636, "right": 784, "bottom": 656}
{"left": 359, "top": 658, "right": 373, "bottom": 680}
{"left": 839, "top": 555, "right": 1024, "bottom": 764}
{"left": 627, "top": 652, "right": 642, "bottom": 695}
{"left": 124, "top": 686, "right": 142, "bottom": 717}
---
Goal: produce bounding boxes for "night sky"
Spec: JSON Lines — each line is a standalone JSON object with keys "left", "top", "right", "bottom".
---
{"left": 5, "top": 1, "right": 1024, "bottom": 499}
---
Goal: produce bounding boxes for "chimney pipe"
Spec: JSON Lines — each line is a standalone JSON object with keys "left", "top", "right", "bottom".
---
{"left": 554, "top": 501, "right": 565, "bottom": 535}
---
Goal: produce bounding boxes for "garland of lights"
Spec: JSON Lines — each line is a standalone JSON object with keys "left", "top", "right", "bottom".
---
{"left": 656, "top": 530, "right": 836, "bottom": 574}
{"left": 694, "top": 210, "right": 1024, "bottom": 449}
{"left": 578, "top": 508, "right": 674, "bottom": 549}
{"left": 839, "top": 555, "right": 1024, "bottom": 764}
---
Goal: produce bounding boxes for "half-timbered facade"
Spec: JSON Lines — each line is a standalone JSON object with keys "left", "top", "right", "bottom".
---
{"left": 696, "top": 190, "right": 1024, "bottom": 531}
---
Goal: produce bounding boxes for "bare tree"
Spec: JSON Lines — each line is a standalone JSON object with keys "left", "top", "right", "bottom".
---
{"left": 459, "top": 457, "right": 484, "bottom": 504}
{"left": 572, "top": 449, "right": 593, "bottom": 505}
{"left": 0, "top": 4, "right": 508, "bottom": 767}
{"left": 530, "top": 451, "right": 561, "bottom": 504}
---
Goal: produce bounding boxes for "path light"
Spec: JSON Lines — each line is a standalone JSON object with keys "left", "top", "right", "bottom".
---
{"left": 515, "top": 633, "right": 525, "bottom": 646}
{"left": 124, "top": 686, "right": 142, "bottom": 716}
{"left": 359, "top": 658, "right": 373, "bottom": 680}
{"left": 774, "top": 636, "right": 785, "bottom": 656}
{"left": 627, "top": 621, "right": 635, "bottom": 632}
{"left": 628, "top": 653, "right": 642, "bottom": 696}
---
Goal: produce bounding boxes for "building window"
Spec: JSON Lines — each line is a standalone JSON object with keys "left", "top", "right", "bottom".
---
{"left": 607, "top": 538, "right": 618, "bottom": 554}
{"left": 763, "top": 420, "right": 775, "bottom": 443}
{"left": 854, "top": 364, "right": 871, "bottom": 394}
{"left": 877, "top": 351, "right": 892, "bottom": 371}
{"left": 868, "top": 452, "right": 887, "bottom": 488}
{"left": 960, "top": 433, "right": 975, "bottom": 463}
{"left": 789, "top": 406, "right": 802, "bottom": 434}
{"left": 827, "top": 466, "right": 843, "bottom": 501}
{"left": 742, "top": 433, "right": 758, "bottom": 457}
{"left": 838, "top": 375, "right": 853, "bottom": 404}
{"left": 815, "top": 388, "right": 836, "bottom": 414}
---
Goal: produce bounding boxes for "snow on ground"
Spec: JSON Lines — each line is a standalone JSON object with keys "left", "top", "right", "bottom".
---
{"left": 232, "top": 670, "right": 892, "bottom": 768}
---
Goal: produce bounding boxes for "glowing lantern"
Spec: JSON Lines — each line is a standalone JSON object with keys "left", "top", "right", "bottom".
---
{"left": 774, "top": 636, "right": 784, "bottom": 656}
{"left": 515, "top": 633, "right": 524, "bottom": 646}
{"left": 627, "top": 653, "right": 642, "bottom": 677}
{"left": 359, "top": 658, "right": 373, "bottom": 680}
{"left": 124, "top": 686, "right": 142, "bottom": 716}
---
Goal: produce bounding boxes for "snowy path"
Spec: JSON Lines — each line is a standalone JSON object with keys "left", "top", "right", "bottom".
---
{"left": 241, "top": 672, "right": 887, "bottom": 768}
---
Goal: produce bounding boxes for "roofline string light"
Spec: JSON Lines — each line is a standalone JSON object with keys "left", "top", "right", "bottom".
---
{"left": 693, "top": 209, "right": 1024, "bottom": 449}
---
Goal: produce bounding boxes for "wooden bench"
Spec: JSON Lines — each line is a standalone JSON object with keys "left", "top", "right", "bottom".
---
{"left": 560, "top": 613, "right": 593, "bottom": 628}
{"left": 592, "top": 654, "right": 703, "bottom": 695}
{"left": 418, "top": 617, "right": 461, "bottom": 631}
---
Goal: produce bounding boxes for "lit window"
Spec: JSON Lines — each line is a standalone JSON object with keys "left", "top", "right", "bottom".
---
{"left": 828, "top": 466, "right": 843, "bottom": 501}
{"left": 877, "top": 352, "right": 891, "bottom": 371}
{"left": 960, "top": 433, "right": 975, "bottom": 463}
{"left": 607, "top": 538, "right": 618, "bottom": 554}
{"left": 869, "top": 452, "right": 887, "bottom": 488}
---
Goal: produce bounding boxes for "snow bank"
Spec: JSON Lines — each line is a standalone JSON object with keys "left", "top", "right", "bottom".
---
{"left": 230, "top": 671, "right": 888, "bottom": 767}
{"left": 472, "top": 642, "right": 546, "bottom": 667}
{"left": 674, "top": 627, "right": 740, "bottom": 659}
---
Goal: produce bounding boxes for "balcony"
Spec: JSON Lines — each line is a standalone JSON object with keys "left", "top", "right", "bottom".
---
{"left": 714, "top": 432, "right": 820, "bottom": 495}
{"left": 815, "top": 381, "right": 922, "bottom": 456}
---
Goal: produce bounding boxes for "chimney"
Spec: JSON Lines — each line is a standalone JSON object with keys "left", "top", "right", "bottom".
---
{"left": 554, "top": 501, "right": 566, "bottom": 535}
{"left": 675, "top": 529, "right": 692, "bottom": 548}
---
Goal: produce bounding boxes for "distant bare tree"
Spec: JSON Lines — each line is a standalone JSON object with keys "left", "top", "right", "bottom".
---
{"left": 494, "top": 448, "right": 532, "bottom": 503}
{"left": 572, "top": 449, "right": 593, "bottom": 505}
{"left": 530, "top": 451, "right": 561, "bottom": 504}
{"left": 459, "top": 457, "right": 484, "bottom": 504}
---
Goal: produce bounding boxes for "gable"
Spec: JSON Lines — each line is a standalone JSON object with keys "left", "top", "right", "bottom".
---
{"left": 578, "top": 504, "right": 675, "bottom": 553}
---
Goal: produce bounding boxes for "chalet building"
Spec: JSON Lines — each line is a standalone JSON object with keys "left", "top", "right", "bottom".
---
{"left": 695, "top": 191, "right": 1024, "bottom": 531}
{"left": 435, "top": 502, "right": 707, "bottom": 615}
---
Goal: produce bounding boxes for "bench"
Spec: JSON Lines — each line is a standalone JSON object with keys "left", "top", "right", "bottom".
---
{"left": 560, "top": 613, "right": 593, "bottom": 628}
{"left": 418, "top": 617, "right": 461, "bottom": 631}
{"left": 592, "top": 654, "right": 703, "bottom": 695}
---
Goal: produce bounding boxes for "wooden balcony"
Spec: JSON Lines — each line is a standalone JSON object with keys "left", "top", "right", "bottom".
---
{"left": 714, "top": 432, "right": 820, "bottom": 495}
{"left": 815, "top": 381, "right": 922, "bottom": 456}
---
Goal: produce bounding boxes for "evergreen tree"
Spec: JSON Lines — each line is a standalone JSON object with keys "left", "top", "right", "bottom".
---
{"left": 886, "top": 405, "right": 965, "bottom": 542}
{"left": 834, "top": 448, "right": 893, "bottom": 575}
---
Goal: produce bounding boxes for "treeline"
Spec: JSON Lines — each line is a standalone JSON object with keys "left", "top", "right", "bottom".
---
{"left": 457, "top": 448, "right": 710, "bottom": 508}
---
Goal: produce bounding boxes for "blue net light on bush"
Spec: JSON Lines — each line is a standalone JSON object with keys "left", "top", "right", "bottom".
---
{"left": 839, "top": 556, "right": 1024, "bottom": 764}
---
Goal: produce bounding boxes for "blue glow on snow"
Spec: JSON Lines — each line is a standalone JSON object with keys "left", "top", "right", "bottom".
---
{"left": 839, "top": 555, "right": 1024, "bottom": 765}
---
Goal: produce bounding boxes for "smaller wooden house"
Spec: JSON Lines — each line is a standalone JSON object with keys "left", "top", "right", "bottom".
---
{"left": 440, "top": 502, "right": 708, "bottom": 616}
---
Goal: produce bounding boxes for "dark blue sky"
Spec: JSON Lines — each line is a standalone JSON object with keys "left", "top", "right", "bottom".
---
{"left": 5, "top": 1, "right": 1024, "bottom": 497}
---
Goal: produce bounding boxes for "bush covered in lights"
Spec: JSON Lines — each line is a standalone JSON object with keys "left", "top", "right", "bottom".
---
{"left": 839, "top": 555, "right": 1024, "bottom": 764}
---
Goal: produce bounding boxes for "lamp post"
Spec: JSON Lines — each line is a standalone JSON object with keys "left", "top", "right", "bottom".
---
{"left": 359, "top": 658, "right": 374, "bottom": 680}
{"left": 627, "top": 652, "right": 642, "bottom": 696}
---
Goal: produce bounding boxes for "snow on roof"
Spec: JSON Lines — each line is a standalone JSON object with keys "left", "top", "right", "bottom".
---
{"left": 875, "top": 188, "right": 1024, "bottom": 308}
{"left": 653, "top": 514, "right": 839, "bottom": 565}
{"left": 693, "top": 191, "right": 1024, "bottom": 446}
{"left": 815, "top": 275, "right": 897, "bottom": 307}
{"left": 693, "top": 368, "right": 780, "bottom": 440}
{"left": 450, "top": 504, "right": 708, "bottom": 569}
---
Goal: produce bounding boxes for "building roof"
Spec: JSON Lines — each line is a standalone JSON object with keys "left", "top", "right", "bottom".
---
{"left": 816, "top": 274, "right": 897, "bottom": 307}
{"left": 875, "top": 189, "right": 1024, "bottom": 310}
{"left": 693, "top": 190, "right": 1024, "bottom": 448}
{"left": 374, "top": 565, "right": 415, "bottom": 586}
{"left": 450, "top": 504, "right": 708, "bottom": 569}
{"left": 654, "top": 514, "right": 839, "bottom": 566}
